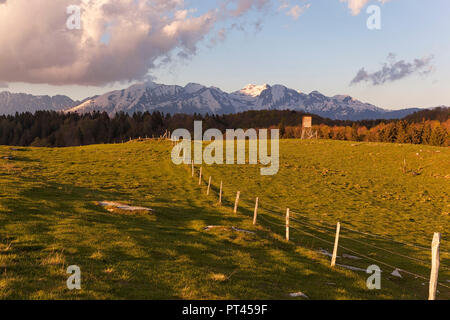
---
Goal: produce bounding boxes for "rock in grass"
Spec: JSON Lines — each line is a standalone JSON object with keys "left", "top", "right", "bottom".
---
{"left": 289, "top": 292, "right": 309, "bottom": 299}
{"left": 391, "top": 269, "right": 402, "bottom": 278}
{"left": 231, "top": 227, "right": 255, "bottom": 234}
{"left": 97, "top": 201, "right": 152, "bottom": 214}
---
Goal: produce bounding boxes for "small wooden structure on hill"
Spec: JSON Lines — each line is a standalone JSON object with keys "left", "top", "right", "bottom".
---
{"left": 301, "top": 116, "right": 318, "bottom": 139}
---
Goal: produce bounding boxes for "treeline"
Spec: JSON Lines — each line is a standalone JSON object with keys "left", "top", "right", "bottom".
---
{"left": 403, "top": 107, "right": 449, "bottom": 123}
{"left": 0, "top": 108, "right": 448, "bottom": 147}
{"left": 0, "top": 111, "right": 167, "bottom": 147}
{"left": 0, "top": 110, "right": 372, "bottom": 147}
{"left": 307, "top": 107, "right": 450, "bottom": 146}
{"left": 281, "top": 120, "right": 449, "bottom": 146}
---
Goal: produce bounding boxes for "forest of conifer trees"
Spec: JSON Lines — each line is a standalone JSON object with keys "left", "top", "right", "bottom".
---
{"left": 0, "top": 108, "right": 448, "bottom": 147}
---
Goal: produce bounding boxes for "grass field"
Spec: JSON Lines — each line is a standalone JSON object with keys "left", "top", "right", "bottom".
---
{"left": 0, "top": 139, "right": 449, "bottom": 300}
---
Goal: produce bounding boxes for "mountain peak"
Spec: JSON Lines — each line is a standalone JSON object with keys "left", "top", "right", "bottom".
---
{"left": 10, "top": 80, "right": 421, "bottom": 121}
{"left": 239, "top": 84, "right": 270, "bottom": 97}
{"left": 333, "top": 94, "right": 354, "bottom": 101}
{"left": 0, "top": 91, "right": 78, "bottom": 115}
{"left": 310, "top": 90, "right": 324, "bottom": 96}
{"left": 143, "top": 81, "right": 159, "bottom": 88}
{"left": 184, "top": 83, "right": 205, "bottom": 94}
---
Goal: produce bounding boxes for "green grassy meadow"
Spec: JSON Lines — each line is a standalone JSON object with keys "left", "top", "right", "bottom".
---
{"left": 0, "top": 139, "right": 449, "bottom": 299}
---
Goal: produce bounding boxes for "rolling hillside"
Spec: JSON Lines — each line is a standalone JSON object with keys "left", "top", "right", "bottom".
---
{"left": 0, "top": 139, "right": 449, "bottom": 299}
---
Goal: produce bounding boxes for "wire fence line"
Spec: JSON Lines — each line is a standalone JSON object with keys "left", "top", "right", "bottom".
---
{"left": 279, "top": 210, "right": 448, "bottom": 268}
{"left": 292, "top": 220, "right": 431, "bottom": 274}
{"left": 263, "top": 209, "right": 450, "bottom": 289}
{"left": 289, "top": 225, "right": 450, "bottom": 290}
{"left": 257, "top": 213, "right": 289, "bottom": 229}
{"left": 262, "top": 209, "right": 429, "bottom": 268}
{"left": 270, "top": 205, "right": 450, "bottom": 272}
{"left": 252, "top": 208, "right": 450, "bottom": 290}
{"left": 263, "top": 203, "right": 448, "bottom": 253}
{"left": 289, "top": 216, "right": 431, "bottom": 265}
{"left": 186, "top": 162, "right": 450, "bottom": 292}
{"left": 212, "top": 167, "right": 448, "bottom": 263}
{"left": 241, "top": 198, "right": 450, "bottom": 256}
{"left": 255, "top": 203, "right": 450, "bottom": 259}
{"left": 339, "top": 225, "right": 435, "bottom": 252}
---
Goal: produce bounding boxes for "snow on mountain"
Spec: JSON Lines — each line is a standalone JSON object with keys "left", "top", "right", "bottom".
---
{"left": 2, "top": 81, "right": 421, "bottom": 120}
{"left": 65, "top": 82, "right": 421, "bottom": 120}
{"left": 0, "top": 91, "right": 78, "bottom": 115}
{"left": 184, "top": 83, "right": 206, "bottom": 94}
{"left": 65, "top": 82, "right": 241, "bottom": 116}
{"left": 238, "top": 84, "right": 270, "bottom": 97}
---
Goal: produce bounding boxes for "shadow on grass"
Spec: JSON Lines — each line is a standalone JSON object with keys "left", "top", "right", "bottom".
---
{"left": 1, "top": 179, "right": 186, "bottom": 299}
{"left": 1, "top": 175, "right": 447, "bottom": 299}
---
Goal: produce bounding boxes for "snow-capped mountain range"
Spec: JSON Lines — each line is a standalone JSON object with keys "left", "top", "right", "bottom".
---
{"left": 0, "top": 91, "right": 79, "bottom": 115}
{"left": 1, "top": 82, "right": 424, "bottom": 120}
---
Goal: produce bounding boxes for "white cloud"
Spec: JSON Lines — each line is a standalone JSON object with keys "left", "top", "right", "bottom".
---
{"left": 0, "top": 0, "right": 269, "bottom": 86}
{"left": 0, "top": 0, "right": 397, "bottom": 87}
{"left": 340, "top": 0, "right": 390, "bottom": 16}
{"left": 287, "top": 3, "right": 310, "bottom": 20}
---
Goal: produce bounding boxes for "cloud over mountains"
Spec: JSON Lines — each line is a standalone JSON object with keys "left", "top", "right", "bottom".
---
{"left": 350, "top": 54, "right": 434, "bottom": 86}
{"left": 0, "top": 0, "right": 394, "bottom": 87}
{"left": 0, "top": 0, "right": 270, "bottom": 86}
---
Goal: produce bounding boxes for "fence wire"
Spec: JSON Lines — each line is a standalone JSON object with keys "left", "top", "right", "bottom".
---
{"left": 189, "top": 163, "right": 450, "bottom": 291}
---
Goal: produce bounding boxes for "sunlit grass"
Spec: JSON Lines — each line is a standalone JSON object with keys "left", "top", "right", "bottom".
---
{"left": 0, "top": 139, "right": 448, "bottom": 300}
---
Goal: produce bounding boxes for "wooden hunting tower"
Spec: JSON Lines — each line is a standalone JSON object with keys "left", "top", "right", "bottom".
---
{"left": 301, "top": 116, "right": 317, "bottom": 139}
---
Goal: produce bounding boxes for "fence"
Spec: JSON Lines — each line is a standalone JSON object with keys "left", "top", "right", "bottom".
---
{"left": 186, "top": 160, "right": 450, "bottom": 300}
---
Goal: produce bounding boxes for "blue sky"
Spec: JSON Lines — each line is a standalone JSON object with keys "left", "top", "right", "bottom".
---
{"left": 3, "top": 0, "right": 450, "bottom": 110}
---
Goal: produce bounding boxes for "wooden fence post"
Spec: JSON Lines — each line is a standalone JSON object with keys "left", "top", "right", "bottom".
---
{"left": 331, "top": 222, "right": 341, "bottom": 267}
{"left": 286, "top": 208, "right": 290, "bottom": 241}
{"left": 253, "top": 197, "right": 259, "bottom": 225}
{"left": 198, "top": 167, "right": 202, "bottom": 185}
{"left": 429, "top": 232, "right": 441, "bottom": 300}
{"left": 207, "top": 176, "right": 212, "bottom": 195}
{"left": 219, "top": 181, "right": 223, "bottom": 205}
{"left": 191, "top": 160, "right": 194, "bottom": 177}
{"left": 234, "top": 191, "right": 240, "bottom": 213}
